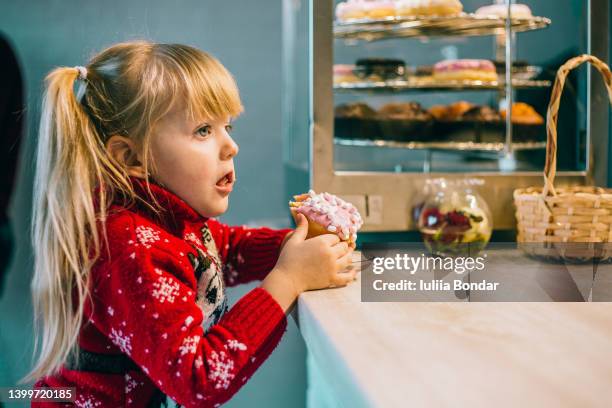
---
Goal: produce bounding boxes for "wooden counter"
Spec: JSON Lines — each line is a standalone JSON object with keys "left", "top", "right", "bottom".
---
{"left": 296, "top": 253, "right": 612, "bottom": 408}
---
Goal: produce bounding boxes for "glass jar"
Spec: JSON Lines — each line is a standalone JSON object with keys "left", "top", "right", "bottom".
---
{"left": 416, "top": 178, "right": 492, "bottom": 256}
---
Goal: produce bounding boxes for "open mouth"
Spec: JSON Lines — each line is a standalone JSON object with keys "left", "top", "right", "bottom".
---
{"left": 216, "top": 170, "right": 234, "bottom": 187}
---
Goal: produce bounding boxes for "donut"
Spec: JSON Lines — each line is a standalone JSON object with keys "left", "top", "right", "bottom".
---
{"left": 336, "top": 0, "right": 396, "bottom": 22}
{"left": 433, "top": 59, "right": 498, "bottom": 82}
{"left": 396, "top": 0, "right": 464, "bottom": 17}
{"left": 289, "top": 190, "right": 363, "bottom": 244}
{"left": 363, "top": 0, "right": 397, "bottom": 19}
{"left": 333, "top": 64, "right": 358, "bottom": 84}
{"left": 335, "top": 1, "right": 368, "bottom": 21}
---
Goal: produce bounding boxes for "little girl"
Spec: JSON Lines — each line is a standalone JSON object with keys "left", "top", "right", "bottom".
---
{"left": 25, "top": 41, "right": 355, "bottom": 407}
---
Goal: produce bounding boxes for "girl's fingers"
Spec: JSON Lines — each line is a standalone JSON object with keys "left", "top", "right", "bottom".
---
{"left": 335, "top": 250, "right": 353, "bottom": 270}
{"left": 331, "top": 241, "right": 349, "bottom": 258}
{"left": 331, "top": 268, "right": 358, "bottom": 287}
{"left": 317, "top": 233, "right": 341, "bottom": 246}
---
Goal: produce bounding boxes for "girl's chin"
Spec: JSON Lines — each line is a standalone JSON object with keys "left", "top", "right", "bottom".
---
{"left": 198, "top": 199, "right": 229, "bottom": 218}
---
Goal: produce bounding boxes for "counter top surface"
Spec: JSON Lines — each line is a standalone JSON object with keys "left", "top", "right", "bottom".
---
{"left": 297, "top": 251, "right": 612, "bottom": 408}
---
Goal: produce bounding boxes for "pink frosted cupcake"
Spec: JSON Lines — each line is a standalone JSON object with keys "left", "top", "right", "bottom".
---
{"left": 289, "top": 190, "right": 363, "bottom": 245}
{"left": 433, "top": 59, "right": 498, "bottom": 82}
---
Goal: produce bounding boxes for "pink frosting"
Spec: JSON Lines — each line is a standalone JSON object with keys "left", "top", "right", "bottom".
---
{"left": 292, "top": 190, "right": 363, "bottom": 241}
{"left": 475, "top": 4, "right": 532, "bottom": 18}
{"left": 362, "top": 0, "right": 396, "bottom": 11}
{"left": 335, "top": 1, "right": 364, "bottom": 19}
{"left": 334, "top": 64, "right": 356, "bottom": 75}
{"left": 433, "top": 59, "right": 495, "bottom": 73}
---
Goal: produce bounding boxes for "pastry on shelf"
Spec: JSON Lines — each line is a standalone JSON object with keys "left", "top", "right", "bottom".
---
{"left": 335, "top": 102, "right": 378, "bottom": 119}
{"left": 429, "top": 101, "right": 475, "bottom": 121}
{"left": 289, "top": 190, "right": 363, "bottom": 245}
{"left": 354, "top": 58, "right": 406, "bottom": 82}
{"left": 413, "top": 64, "right": 434, "bottom": 77}
{"left": 428, "top": 104, "right": 449, "bottom": 121}
{"left": 379, "top": 102, "right": 433, "bottom": 121}
{"left": 396, "top": 0, "right": 464, "bottom": 17}
{"left": 432, "top": 59, "right": 498, "bottom": 82}
{"left": 445, "top": 100, "right": 475, "bottom": 120}
{"left": 333, "top": 64, "right": 358, "bottom": 84}
{"left": 461, "top": 105, "right": 502, "bottom": 122}
{"left": 500, "top": 102, "right": 545, "bottom": 142}
{"left": 378, "top": 102, "right": 434, "bottom": 141}
{"left": 335, "top": 0, "right": 396, "bottom": 22}
{"left": 335, "top": 0, "right": 367, "bottom": 21}
{"left": 475, "top": 3, "right": 533, "bottom": 19}
{"left": 501, "top": 102, "right": 544, "bottom": 125}
{"left": 363, "top": 0, "right": 397, "bottom": 19}
{"left": 493, "top": 60, "right": 542, "bottom": 80}
{"left": 334, "top": 102, "right": 381, "bottom": 141}
{"left": 431, "top": 102, "right": 499, "bottom": 142}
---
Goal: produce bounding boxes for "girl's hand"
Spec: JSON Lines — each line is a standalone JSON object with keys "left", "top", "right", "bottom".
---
{"left": 282, "top": 210, "right": 357, "bottom": 250}
{"left": 262, "top": 213, "right": 356, "bottom": 311}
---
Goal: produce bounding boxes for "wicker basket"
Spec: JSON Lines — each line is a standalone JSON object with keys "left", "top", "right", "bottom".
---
{"left": 513, "top": 54, "right": 612, "bottom": 261}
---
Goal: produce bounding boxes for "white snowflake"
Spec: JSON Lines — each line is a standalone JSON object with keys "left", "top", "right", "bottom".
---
{"left": 184, "top": 316, "right": 194, "bottom": 327}
{"left": 184, "top": 232, "right": 203, "bottom": 247}
{"left": 74, "top": 394, "right": 102, "bottom": 407}
{"left": 225, "top": 339, "right": 247, "bottom": 352}
{"left": 207, "top": 350, "right": 235, "bottom": 390}
{"left": 224, "top": 263, "right": 239, "bottom": 285}
{"left": 109, "top": 327, "right": 133, "bottom": 355}
{"left": 152, "top": 276, "right": 180, "bottom": 303}
{"left": 179, "top": 335, "right": 200, "bottom": 356}
{"left": 194, "top": 355, "right": 203, "bottom": 369}
{"left": 236, "top": 253, "right": 245, "bottom": 265}
{"left": 125, "top": 373, "right": 138, "bottom": 394}
{"left": 107, "top": 306, "right": 114, "bottom": 316}
{"left": 135, "top": 225, "right": 161, "bottom": 249}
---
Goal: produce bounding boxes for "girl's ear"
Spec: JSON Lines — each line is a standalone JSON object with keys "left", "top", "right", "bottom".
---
{"left": 105, "top": 135, "right": 147, "bottom": 178}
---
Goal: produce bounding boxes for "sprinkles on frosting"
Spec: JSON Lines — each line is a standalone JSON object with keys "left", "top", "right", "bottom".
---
{"left": 290, "top": 190, "right": 363, "bottom": 242}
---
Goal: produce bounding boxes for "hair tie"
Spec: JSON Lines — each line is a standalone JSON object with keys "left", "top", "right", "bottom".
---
{"left": 75, "top": 66, "right": 88, "bottom": 80}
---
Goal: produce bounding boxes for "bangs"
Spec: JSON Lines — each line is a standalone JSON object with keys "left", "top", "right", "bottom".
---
{"left": 156, "top": 44, "right": 244, "bottom": 122}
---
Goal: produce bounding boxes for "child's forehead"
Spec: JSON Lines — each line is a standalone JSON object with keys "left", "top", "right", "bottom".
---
{"left": 163, "top": 106, "right": 231, "bottom": 126}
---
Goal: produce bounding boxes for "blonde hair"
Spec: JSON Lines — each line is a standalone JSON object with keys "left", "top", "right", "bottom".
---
{"left": 24, "top": 41, "right": 243, "bottom": 383}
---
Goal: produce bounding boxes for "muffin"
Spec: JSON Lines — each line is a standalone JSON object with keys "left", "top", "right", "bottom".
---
{"left": 378, "top": 102, "right": 434, "bottom": 141}
{"left": 500, "top": 102, "right": 544, "bottom": 125}
{"left": 379, "top": 102, "right": 433, "bottom": 121}
{"left": 335, "top": 102, "right": 378, "bottom": 119}
{"left": 334, "top": 102, "right": 381, "bottom": 140}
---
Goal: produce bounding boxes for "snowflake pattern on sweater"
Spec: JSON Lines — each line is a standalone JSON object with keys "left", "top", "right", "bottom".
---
{"left": 32, "top": 177, "right": 291, "bottom": 408}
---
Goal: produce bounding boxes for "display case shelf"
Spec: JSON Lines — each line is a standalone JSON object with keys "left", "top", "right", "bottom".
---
{"left": 334, "top": 78, "right": 551, "bottom": 93}
{"left": 334, "top": 137, "right": 546, "bottom": 152}
{"left": 334, "top": 13, "right": 551, "bottom": 42}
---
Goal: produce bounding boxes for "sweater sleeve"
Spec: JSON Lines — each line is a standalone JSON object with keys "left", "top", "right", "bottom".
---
{"left": 207, "top": 218, "right": 292, "bottom": 287}
{"left": 89, "top": 215, "right": 287, "bottom": 408}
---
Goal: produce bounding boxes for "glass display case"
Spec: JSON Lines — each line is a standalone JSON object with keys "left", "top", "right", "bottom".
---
{"left": 282, "top": 0, "right": 610, "bottom": 233}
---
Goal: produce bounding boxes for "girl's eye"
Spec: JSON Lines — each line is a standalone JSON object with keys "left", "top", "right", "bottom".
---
{"left": 225, "top": 124, "right": 233, "bottom": 133}
{"left": 196, "top": 125, "right": 212, "bottom": 137}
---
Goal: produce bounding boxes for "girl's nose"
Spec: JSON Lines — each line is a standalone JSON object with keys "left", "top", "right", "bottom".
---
{"left": 221, "top": 132, "right": 239, "bottom": 160}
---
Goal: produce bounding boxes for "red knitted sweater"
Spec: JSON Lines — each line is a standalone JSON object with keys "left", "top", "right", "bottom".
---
{"left": 32, "top": 177, "right": 292, "bottom": 407}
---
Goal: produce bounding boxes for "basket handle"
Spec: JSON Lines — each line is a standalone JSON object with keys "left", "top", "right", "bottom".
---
{"left": 543, "top": 54, "right": 612, "bottom": 197}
